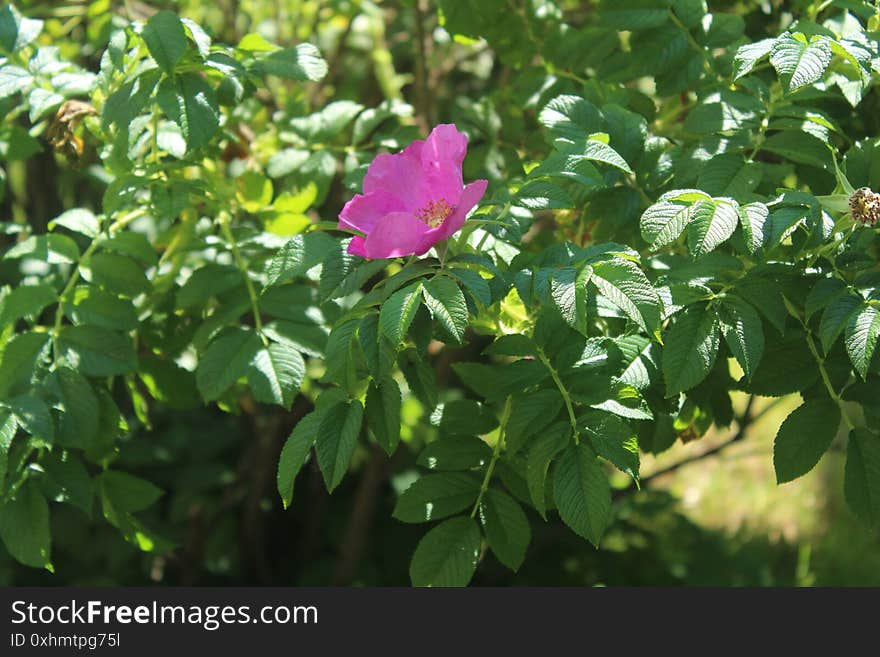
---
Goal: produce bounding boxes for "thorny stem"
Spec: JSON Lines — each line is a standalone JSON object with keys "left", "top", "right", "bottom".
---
{"left": 537, "top": 348, "right": 580, "bottom": 444}
{"left": 470, "top": 396, "right": 513, "bottom": 518}
{"left": 219, "top": 213, "right": 268, "bottom": 346}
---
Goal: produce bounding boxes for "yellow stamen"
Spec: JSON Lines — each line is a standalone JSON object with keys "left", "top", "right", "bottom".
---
{"left": 416, "top": 199, "right": 453, "bottom": 228}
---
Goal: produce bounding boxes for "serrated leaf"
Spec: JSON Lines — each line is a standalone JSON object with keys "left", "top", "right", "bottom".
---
{"left": 315, "top": 398, "right": 363, "bottom": 492}
{"left": 409, "top": 516, "right": 480, "bottom": 587}
{"left": 505, "top": 389, "right": 565, "bottom": 455}
{"left": 393, "top": 472, "right": 480, "bottom": 523}
{"left": 422, "top": 278, "right": 468, "bottom": 343}
{"left": 257, "top": 43, "right": 328, "bottom": 81}
{"left": 277, "top": 411, "right": 320, "bottom": 508}
{"left": 738, "top": 202, "right": 768, "bottom": 255}
{"left": 479, "top": 488, "right": 530, "bottom": 571}
{"left": 687, "top": 200, "right": 739, "bottom": 258}
{"left": 0, "top": 332, "right": 49, "bottom": 397}
{"left": 717, "top": 295, "right": 764, "bottom": 380}
{"left": 196, "top": 328, "right": 263, "bottom": 401}
{"left": 733, "top": 38, "right": 774, "bottom": 80}
{"left": 590, "top": 259, "right": 662, "bottom": 337}
{"left": 553, "top": 443, "right": 611, "bottom": 547}
{"left": 366, "top": 377, "right": 401, "bottom": 455}
{"left": 845, "top": 304, "right": 880, "bottom": 379}
{"left": 774, "top": 397, "right": 840, "bottom": 484}
{"left": 770, "top": 32, "right": 832, "bottom": 92}
{"left": 845, "top": 428, "right": 880, "bottom": 526}
{"left": 819, "top": 293, "right": 861, "bottom": 354}
{"left": 0, "top": 482, "right": 52, "bottom": 571}
{"left": 418, "top": 436, "right": 492, "bottom": 472}
{"left": 550, "top": 266, "right": 592, "bottom": 334}
{"left": 661, "top": 307, "right": 720, "bottom": 395}
{"left": 0, "top": 284, "right": 56, "bottom": 330}
{"left": 581, "top": 413, "right": 640, "bottom": 481}
{"left": 526, "top": 423, "right": 569, "bottom": 518}
{"left": 265, "top": 232, "right": 335, "bottom": 286}
{"left": 142, "top": 10, "right": 188, "bottom": 73}
{"left": 49, "top": 208, "right": 100, "bottom": 238}
{"left": 156, "top": 73, "right": 220, "bottom": 150}
{"left": 247, "top": 342, "right": 305, "bottom": 408}
{"left": 57, "top": 326, "right": 136, "bottom": 377}
{"left": 379, "top": 283, "right": 424, "bottom": 345}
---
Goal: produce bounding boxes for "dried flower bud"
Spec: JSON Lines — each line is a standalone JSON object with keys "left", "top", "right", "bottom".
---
{"left": 849, "top": 187, "right": 880, "bottom": 226}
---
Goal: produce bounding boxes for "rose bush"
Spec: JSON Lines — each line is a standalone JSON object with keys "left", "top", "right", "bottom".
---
{"left": 0, "top": 0, "right": 879, "bottom": 586}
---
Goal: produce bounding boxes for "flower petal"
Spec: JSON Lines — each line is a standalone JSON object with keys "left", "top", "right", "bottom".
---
{"left": 338, "top": 189, "right": 405, "bottom": 233}
{"left": 362, "top": 151, "right": 427, "bottom": 211}
{"left": 363, "top": 211, "right": 432, "bottom": 259}
{"left": 434, "top": 179, "right": 488, "bottom": 241}
{"left": 420, "top": 124, "right": 467, "bottom": 206}
{"left": 347, "top": 236, "right": 368, "bottom": 257}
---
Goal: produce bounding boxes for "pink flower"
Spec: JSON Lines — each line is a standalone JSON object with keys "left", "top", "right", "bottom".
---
{"left": 338, "top": 124, "right": 488, "bottom": 259}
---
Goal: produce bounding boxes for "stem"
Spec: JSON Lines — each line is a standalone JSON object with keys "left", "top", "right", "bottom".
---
{"left": 471, "top": 396, "right": 513, "bottom": 518}
{"left": 804, "top": 330, "right": 855, "bottom": 429}
{"left": 786, "top": 300, "right": 856, "bottom": 430}
{"left": 537, "top": 349, "right": 580, "bottom": 444}
{"left": 51, "top": 208, "right": 147, "bottom": 363}
{"left": 219, "top": 214, "right": 267, "bottom": 345}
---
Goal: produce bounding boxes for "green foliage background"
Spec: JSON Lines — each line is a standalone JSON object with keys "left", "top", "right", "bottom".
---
{"left": 1, "top": 0, "right": 879, "bottom": 586}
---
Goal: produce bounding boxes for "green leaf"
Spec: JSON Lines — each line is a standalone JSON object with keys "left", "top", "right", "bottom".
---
{"left": 770, "top": 32, "right": 832, "bottom": 92}
{"left": 580, "top": 136, "right": 633, "bottom": 174}
{"left": 358, "top": 313, "right": 394, "bottom": 379}
{"left": 774, "top": 397, "right": 840, "bottom": 484}
{"left": 0, "top": 4, "right": 42, "bottom": 53}
{"left": 63, "top": 285, "right": 138, "bottom": 331}
{"left": 553, "top": 443, "right": 611, "bottom": 547}
{"left": 479, "top": 488, "right": 530, "bottom": 571}
{"left": 265, "top": 232, "right": 336, "bottom": 286}
{"left": 247, "top": 342, "right": 305, "bottom": 409}
{"left": 365, "top": 377, "right": 401, "bottom": 455}
{"left": 98, "top": 471, "right": 163, "bottom": 513}
{"left": 845, "top": 304, "right": 880, "bottom": 379}
{"left": 0, "top": 482, "right": 52, "bottom": 570}
{"left": 845, "top": 428, "right": 880, "bottom": 526}
{"left": 277, "top": 411, "right": 320, "bottom": 508}
{"left": 733, "top": 38, "right": 774, "bottom": 80}
{"left": 87, "top": 253, "right": 150, "bottom": 298}
{"left": 717, "top": 295, "right": 764, "bottom": 381}
{"left": 49, "top": 208, "right": 100, "bottom": 238}
{"left": 819, "top": 294, "right": 861, "bottom": 354}
{"left": 177, "top": 264, "right": 246, "bottom": 308}
{"left": 53, "top": 367, "right": 99, "bottom": 448}
{"left": 156, "top": 73, "right": 220, "bottom": 150}
{"left": 0, "top": 284, "right": 56, "bottom": 330}
{"left": 514, "top": 180, "right": 574, "bottom": 210}
{"left": 550, "top": 266, "right": 592, "bottom": 334}
{"left": 738, "top": 203, "right": 768, "bottom": 255}
{"left": 581, "top": 413, "right": 639, "bottom": 481}
{"left": 422, "top": 278, "right": 468, "bottom": 343}
{"left": 640, "top": 200, "right": 693, "bottom": 248}
{"left": 505, "top": 389, "right": 565, "bottom": 455}
{"left": 590, "top": 258, "right": 662, "bottom": 337}
{"left": 380, "top": 283, "right": 424, "bottom": 345}
{"left": 57, "top": 326, "right": 136, "bottom": 377}
{"left": 256, "top": 43, "right": 328, "bottom": 81}
{"left": 687, "top": 200, "right": 739, "bottom": 258}
{"left": 0, "top": 331, "right": 49, "bottom": 397}
{"left": 661, "top": 307, "right": 720, "bottom": 396}
{"left": 196, "top": 328, "right": 263, "bottom": 401}
{"left": 409, "top": 516, "right": 480, "bottom": 587}
{"left": 315, "top": 398, "right": 363, "bottom": 492}
{"left": 526, "top": 424, "right": 569, "bottom": 518}
{"left": 4, "top": 394, "right": 53, "bottom": 445}
{"left": 142, "top": 10, "right": 188, "bottom": 73}
{"left": 418, "top": 436, "right": 492, "bottom": 472}
{"left": 393, "top": 472, "right": 480, "bottom": 523}
{"left": 41, "top": 452, "right": 92, "bottom": 516}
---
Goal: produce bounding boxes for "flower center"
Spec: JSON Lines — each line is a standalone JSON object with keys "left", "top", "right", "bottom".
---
{"left": 416, "top": 199, "right": 453, "bottom": 228}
